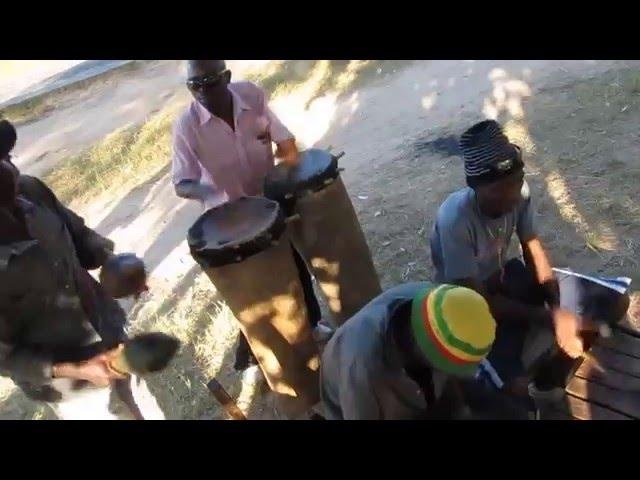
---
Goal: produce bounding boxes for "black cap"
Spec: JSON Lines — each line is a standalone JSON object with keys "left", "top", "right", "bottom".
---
{"left": 460, "top": 120, "right": 523, "bottom": 188}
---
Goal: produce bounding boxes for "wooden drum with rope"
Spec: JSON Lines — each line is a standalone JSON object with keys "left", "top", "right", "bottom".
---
{"left": 264, "top": 149, "right": 381, "bottom": 327}
{"left": 188, "top": 196, "right": 320, "bottom": 419}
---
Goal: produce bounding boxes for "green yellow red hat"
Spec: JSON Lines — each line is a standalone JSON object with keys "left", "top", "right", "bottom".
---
{"left": 411, "top": 284, "right": 496, "bottom": 377}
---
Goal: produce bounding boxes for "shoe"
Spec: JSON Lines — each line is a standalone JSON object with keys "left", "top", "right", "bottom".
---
{"left": 528, "top": 382, "right": 565, "bottom": 419}
{"left": 233, "top": 337, "right": 259, "bottom": 372}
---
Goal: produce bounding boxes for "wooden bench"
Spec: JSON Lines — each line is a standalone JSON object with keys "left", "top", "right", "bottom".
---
{"left": 547, "top": 326, "right": 640, "bottom": 420}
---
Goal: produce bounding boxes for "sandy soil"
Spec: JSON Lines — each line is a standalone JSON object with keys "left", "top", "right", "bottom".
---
{"left": 2, "top": 59, "right": 639, "bottom": 420}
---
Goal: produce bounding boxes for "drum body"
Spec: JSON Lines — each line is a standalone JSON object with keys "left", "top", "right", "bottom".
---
{"left": 265, "top": 150, "right": 381, "bottom": 326}
{"left": 188, "top": 197, "right": 319, "bottom": 418}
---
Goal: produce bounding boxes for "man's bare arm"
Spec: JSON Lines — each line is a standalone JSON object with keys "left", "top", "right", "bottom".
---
{"left": 522, "top": 237, "right": 560, "bottom": 308}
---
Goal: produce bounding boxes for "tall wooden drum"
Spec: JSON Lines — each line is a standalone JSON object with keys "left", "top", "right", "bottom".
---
{"left": 264, "top": 149, "right": 381, "bottom": 326}
{"left": 187, "top": 196, "right": 319, "bottom": 418}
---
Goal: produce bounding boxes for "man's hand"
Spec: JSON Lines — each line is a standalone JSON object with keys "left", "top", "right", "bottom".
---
{"left": 551, "top": 308, "right": 585, "bottom": 358}
{"left": 53, "top": 346, "right": 126, "bottom": 387}
{"left": 275, "top": 139, "right": 299, "bottom": 166}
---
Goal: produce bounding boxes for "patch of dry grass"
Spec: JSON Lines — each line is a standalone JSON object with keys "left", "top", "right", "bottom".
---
{"left": 125, "top": 273, "right": 273, "bottom": 420}
{"left": 0, "top": 97, "right": 58, "bottom": 126}
{"left": 43, "top": 101, "right": 184, "bottom": 206}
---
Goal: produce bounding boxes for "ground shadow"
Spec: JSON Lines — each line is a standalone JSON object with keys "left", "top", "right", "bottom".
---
{"left": 0, "top": 387, "right": 56, "bottom": 420}
{"left": 94, "top": 164, "right": 171, "bottom": 237}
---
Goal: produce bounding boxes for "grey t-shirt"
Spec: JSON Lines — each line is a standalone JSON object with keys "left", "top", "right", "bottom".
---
{"left": 430, "top": 182, "right": 536, "bottom": 283}
{"left": 320, "top": 282, "right": 448, "bottom": 420}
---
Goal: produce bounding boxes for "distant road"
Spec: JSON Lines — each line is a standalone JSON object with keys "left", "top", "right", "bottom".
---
{"left": 0, "top": 60, "right": 133, "bottom": 108}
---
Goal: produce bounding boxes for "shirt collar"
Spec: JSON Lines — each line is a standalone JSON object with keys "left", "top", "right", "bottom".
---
{"left": 194, "top": 85, "right": 251, "bottom": 126}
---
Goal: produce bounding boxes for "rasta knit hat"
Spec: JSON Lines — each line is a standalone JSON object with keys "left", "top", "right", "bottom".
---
{"left": 411, "top": 284, "right": 496, "bottom": 377}
{"left": 460, "top": 119, "right": 524, "bottom": 188}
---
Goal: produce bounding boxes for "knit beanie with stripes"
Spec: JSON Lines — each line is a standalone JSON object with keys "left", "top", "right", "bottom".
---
{"left": 460, "top": 120, "right": 523, "bottom": 188}
{"left": 411, "top": 284, "right": 496, "bottom": 377}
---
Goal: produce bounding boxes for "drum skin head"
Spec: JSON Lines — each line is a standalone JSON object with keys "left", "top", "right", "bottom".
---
{"left": 264, "top": 149, "right": 338, "bottom": 203}
{"left": 187, "top": 196, "right": 285, "bottom": 267}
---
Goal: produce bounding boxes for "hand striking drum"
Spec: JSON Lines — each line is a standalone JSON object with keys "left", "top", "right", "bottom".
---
{"left": 188, "top": 196, "right": 320, "bottom": 418}
{"left": 264, "top": 149, "right": 382, "bottom": 326}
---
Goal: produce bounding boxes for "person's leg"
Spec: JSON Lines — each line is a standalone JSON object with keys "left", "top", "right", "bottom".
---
{"left": 291, "top": 243, "right": 322, "bottom": 328}
{"left": 484, "top": 259, "right": 545, "bottom": 385}
{"left": 234, "top": 331, "right": 259, "bottom": 371}
{"left": 492, "top": 258, "right": 546, "bottom": 305}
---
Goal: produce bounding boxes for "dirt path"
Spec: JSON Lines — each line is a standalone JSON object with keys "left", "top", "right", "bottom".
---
{"left": 2, "top": 60, "right": 638, "bottom": 420}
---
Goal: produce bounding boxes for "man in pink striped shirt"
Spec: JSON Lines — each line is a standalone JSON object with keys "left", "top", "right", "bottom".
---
{"left": 173, "top": 60, "right": 299, "bottom": 209}
{"left": 172, "top": 60, "right": 321, "bottom": 374}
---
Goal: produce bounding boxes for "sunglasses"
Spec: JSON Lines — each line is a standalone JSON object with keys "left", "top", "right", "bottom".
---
{"left": 186, "top": 70, "right": 229, "bottom": 91}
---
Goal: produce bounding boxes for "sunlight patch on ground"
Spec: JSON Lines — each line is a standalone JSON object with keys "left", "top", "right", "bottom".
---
{"left": 544, "top": 169, "right": 620, "bottom": 252}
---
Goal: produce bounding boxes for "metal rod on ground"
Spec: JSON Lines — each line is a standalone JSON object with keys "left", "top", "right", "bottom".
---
{"left": 207, "top": 378, "right": 247, "bottom": 420}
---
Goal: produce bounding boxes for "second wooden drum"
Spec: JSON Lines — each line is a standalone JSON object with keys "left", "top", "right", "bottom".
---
{"left": 264, "top": 149, "right": 381, "bottom": 326}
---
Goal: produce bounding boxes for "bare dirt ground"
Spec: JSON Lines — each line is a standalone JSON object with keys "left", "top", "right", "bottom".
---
{"left": 1, "top": 60, "right": 639, "bottom": 420}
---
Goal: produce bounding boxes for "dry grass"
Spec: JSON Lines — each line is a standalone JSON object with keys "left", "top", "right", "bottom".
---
{"left": 126, "top": 273, "right": 272, "bottom": 420}
{"left": 43, "top": 101, "right": 184, "bottom": 207}
{"left": 0, "top": 97, "right": 58, "bottom": 126}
